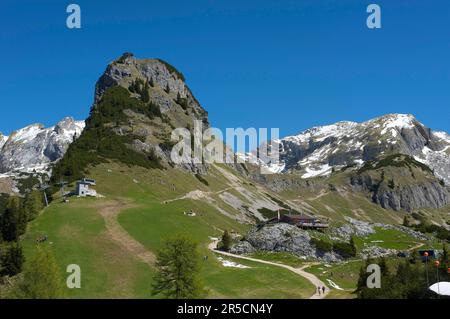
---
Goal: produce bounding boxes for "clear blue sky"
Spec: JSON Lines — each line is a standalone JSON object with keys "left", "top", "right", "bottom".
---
{"left": 1, "top": 0, "right": 449, "bottom": 138}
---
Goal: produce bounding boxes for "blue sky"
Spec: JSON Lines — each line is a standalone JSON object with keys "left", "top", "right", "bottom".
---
{"left": 1, "top": 0, "right": 449, "bottom": 138}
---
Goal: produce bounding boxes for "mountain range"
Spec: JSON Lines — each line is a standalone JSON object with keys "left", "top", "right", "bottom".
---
{"left": 1, "top": 53, "right": 449, "bottom": 299}
{"left": 1, "top": 53, "right": 450, "bottom": 218}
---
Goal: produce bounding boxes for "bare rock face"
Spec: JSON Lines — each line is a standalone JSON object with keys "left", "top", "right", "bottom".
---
{"left": 0, "top": 133, "right": 7, "bottom": 150}
{"left": 0, "top": 117, "right": 85, "bottom": 176}
{"left": 231, "top": 223, "right": 343, "bottom": 262}
{"left": 94, "top": 52, "right": 209, "bottom": 127}
{"left": 264, "top": 114, "right": 450, "bottom": 185}
{"left": 349, "top": 155, "right": 450, "bottom": 211}
{"left": 373, "top": 181, "right": 450, "bottom": 212}
{"left": 90, "top": 53, "right": 210, "bottom": 174}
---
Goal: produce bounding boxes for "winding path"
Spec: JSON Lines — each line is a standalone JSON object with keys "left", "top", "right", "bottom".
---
{"left": 208, "top": 240, "right": 329, "bottom": 299}
{"left": 96, "top": 201, "right": 156, "bottom": 266}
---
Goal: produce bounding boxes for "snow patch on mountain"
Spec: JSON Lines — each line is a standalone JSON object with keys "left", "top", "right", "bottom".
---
{"left": 263, "top": 114, "right": 450, "bottom": 184}
{"left": 379, "top": 114, "right": 415, "bottom": 135}
{"left": 0, "top": 133, "right": 8, "bottom": 150}
{"left": 0, "top": 117, "right": 85, "bottom": 178}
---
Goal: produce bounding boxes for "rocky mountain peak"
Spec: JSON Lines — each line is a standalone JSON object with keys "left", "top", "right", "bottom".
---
{"left": 0, "top": 133, "right": 8, "bottom": 150}
{"left": 0, "top": 118, "right": 85, "bottom": 177}
{"left": 258, "top": 114, "right": 450, "bottom": 185}
{"left": 93, "top": 53, "right": 208, "bottom": 125}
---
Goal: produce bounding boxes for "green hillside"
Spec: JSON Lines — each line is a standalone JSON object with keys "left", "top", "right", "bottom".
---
{"left": 21, "top": 162, "right": 315, "bottom": 298}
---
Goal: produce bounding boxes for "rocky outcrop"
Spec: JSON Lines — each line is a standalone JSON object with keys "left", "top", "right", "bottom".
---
{"left": 257, "top": 114, "right": 450, "bottom": 186}
{"left": 94, "top": 52, "right": 209, "bottom": 127}
{"left": 0, "top": 133, "right": 7, "bottom": 150}
{"left": 330, "top": 217, "right": 376, "bottom": 241}
{"left": 372, "top": 181, "right": 450, "bottom": 212}
{"left": 231, "top": 223, "right": 343, "bottom": 263}
{"left": 331, "top": 217, "right": 428, "bottom": 241}
{"left": 349, "top": 158, "right": 450, "bottom": 211}
{"left": 0, "top": 117, "right": 85, "bottom": 176}
{"left": 360, "top": 246, "right": 398, "bottom": 259}
{"left": 90, "top": 53, "right": 210, "bottom": 174}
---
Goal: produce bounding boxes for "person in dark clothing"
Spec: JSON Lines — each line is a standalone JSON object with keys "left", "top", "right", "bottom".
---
{"left": 317, "top": 286, "right": 321, "bottom": 295}
{"left": 322, "top": 286, "right": 326, "bottom": 294}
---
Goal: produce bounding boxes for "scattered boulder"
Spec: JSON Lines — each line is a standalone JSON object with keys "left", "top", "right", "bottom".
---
{"left": 360, "top": 246, "right": 397, "bottom": 259}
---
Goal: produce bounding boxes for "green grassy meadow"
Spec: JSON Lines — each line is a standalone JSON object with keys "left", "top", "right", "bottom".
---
{"left": 22, "top": 162, "right": 316, "bottom": 298}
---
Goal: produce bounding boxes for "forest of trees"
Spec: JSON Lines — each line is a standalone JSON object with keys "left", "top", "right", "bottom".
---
{"left": 356, "top": 245, "right": 449, "bottom": 299}
{"left": 0, "top": 191, "right": 44, "bottom": 278}
{"left": 0, "top": 191, "right": 65, "bottom": 298}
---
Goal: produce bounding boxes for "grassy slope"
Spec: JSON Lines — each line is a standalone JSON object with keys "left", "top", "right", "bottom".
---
{"left": 276, "top": 167, "right": 450, "bottom": 226}
{"left": 23, "top": 199, "right": 154, "bottom": 298}
{"left": 23, "top": 162, "right": 315, "bottom": 299}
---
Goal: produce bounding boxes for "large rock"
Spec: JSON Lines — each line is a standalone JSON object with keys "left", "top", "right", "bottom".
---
{"left": 331, "top": 217, "right": 376, "bottom": 241}
{"left": 232, "top": 223, "right": 343, "bottom": 262}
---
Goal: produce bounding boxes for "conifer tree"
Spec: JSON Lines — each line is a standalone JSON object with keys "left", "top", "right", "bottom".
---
{"left": 221, "top": 231, "right": 232, "bottom": 252}
{"left": 0, "top": 242, "right": 24, "bottom": 276}
{"left": 141, "top": 81, "right": 150, "bottom": 103}
{"left": 151, "top": 235, "right": 205, "bottom": 299}
{"left": 13, "top": 246, "right": 66, "bottom": 299}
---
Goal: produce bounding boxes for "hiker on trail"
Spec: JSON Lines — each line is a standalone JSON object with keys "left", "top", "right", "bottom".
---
{"left": 322, "top": 286, "right": 326, "bottom": 294}
{"left": 317, "top": 287, "right": 321, "bottom": 295}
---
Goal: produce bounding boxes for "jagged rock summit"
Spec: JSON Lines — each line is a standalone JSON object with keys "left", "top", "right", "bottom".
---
{"left": 266, "top": 113, "right": 450, "bottom": 184}
{"left": 94, "top": 52, "right": 209, "bottom": 128}
{"left": 50, "top": 53, "right": 212, "bottom": 184}
{"left": 0, "top": 117, "right": 85, "bottom": 176}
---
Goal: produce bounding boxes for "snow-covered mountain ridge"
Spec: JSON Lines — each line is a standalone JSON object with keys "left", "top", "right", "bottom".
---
{"left": 255, "top": 114, "right": 450, "bottom": 185}
{"left": 0, "top": 117, "right": 85, "bottom": 178}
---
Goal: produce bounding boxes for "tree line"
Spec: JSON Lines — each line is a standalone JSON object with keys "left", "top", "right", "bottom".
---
{"left": 356, "top": 245, "right": 449, "bottom": 299}
{"left": 1, "top": 191, "right": 66, "bottom": 299}
{"left": 0, "top": 191, "right": 44, "bottom": 277}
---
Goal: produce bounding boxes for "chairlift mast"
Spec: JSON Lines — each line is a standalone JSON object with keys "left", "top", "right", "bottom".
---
{"left": 39, "top": 184, "right": 50, "bottom": 207}
{"left": 57, "top": 179, "right": 68, "bottom": 199}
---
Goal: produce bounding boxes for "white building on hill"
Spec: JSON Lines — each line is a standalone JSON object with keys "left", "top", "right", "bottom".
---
{"left": 76, "top": 178, "right": 97, "bottom": 197}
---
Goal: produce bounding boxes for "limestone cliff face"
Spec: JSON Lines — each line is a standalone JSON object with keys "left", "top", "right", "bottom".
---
{"left": 94, "top": 52, "right": 209, "bottom": 128}
{"left": 349, "top": 155, "right": 450, "bottom": 211}
{"left": 0, "top": 117, "right": 85, "bottom": 175}
{"left": 90, "top": 53, "right": 210, "bottom": 174}
{"left": 267, "top": 114, "right": 450, "bottom": 185}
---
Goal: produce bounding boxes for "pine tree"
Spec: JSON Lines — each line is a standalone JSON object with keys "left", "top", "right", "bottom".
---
{"left": 23, "top": 191, "right": 44, "bottom": 222}
{"left": 379, "top": 257, "right": 389, "bottom": 276}
{"left": 0, "top": 197, "right": 26, "bottom": 242}
{"left": 221, "top": 231, "right": 232, "bottom": 252}
{"left": 349, "top": 236, "right": 357, "bottom": 257}
{"left": 403, "top": 216, "right": 410, "bottom": 227}
{"left": 129, "top": 80, "right": 136, "bottom": 93}
{"left": 141, "top": 81, "right": 150, "bottom": 103}
{"left": 441, "top": 243, "right": 448, "bottom": 264}
{"left": 0, "top": 242, "right": 24, "bottom": 276}
{"left": 151, "top": 235, "right": 205, "bottom": 299}
{"left": 13, "top": 246, "right": 65, "bottom": 299}
{"left": 165, "top": 83, "right": 170, "bottom": 94}
{"left": 355, "top": 258, "right": 372, "bottom": 297}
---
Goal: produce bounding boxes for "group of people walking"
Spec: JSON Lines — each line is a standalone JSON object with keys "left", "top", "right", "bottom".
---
{"left": 317, "top": 286, "right": 326, "bottom": 295}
